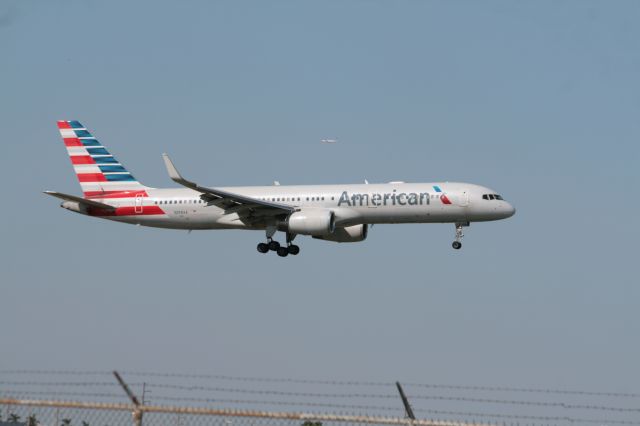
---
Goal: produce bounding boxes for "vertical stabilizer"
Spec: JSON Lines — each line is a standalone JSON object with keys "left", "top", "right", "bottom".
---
{"left": 57, "top": 120, "right": 150, "bottom": 198}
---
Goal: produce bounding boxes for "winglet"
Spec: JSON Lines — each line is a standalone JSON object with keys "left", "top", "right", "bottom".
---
{"left": 162, "top": 153, "right": 200, "bottom": 192}
{"left": 162, "top": 153, "right": 183, "bottom": 182}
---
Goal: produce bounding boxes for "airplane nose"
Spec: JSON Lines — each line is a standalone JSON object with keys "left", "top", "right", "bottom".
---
{"left": 505, "top": 203, "right": 516, "bottom": 218}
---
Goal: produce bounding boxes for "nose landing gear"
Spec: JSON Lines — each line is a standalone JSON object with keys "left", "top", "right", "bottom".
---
{"left": 452, "top": 222, "right": 467, "bottom": 250}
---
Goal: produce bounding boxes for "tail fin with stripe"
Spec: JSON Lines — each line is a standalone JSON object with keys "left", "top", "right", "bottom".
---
{"left": 57, "top": 120, "right": 151, "bottom": 198}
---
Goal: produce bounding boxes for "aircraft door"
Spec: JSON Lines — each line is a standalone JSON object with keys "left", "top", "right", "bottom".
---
{"left": 455, "top": 191, "right": 469, "bottom": 207}
{"left": 135, "top": 194, "right": 143, "bottom": 214}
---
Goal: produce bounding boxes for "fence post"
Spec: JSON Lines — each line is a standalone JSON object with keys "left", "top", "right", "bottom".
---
{"left": 132, "top": 408, "right": 143, "bottom": 426}
{"left": 113, "top": 371, "right": 143, "bottom": 426}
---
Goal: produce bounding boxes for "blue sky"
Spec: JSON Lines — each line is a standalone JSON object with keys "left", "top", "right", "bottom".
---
{"left": 1, "top": 0, "right": 639, "bottom": 408}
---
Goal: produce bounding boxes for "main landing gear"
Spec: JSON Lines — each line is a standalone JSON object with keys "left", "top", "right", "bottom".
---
{"left": 452, "top": 222, "right": 468, "bottom": 250}
{"left": 257, "top": 231, "right": 300, "bottom": 257}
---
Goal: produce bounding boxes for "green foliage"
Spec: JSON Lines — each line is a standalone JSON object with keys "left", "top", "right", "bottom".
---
{"left": 61, "top": 419, "right": 72, "bottom": 426}
{"left": 301, "top": 422, "right": 322, "bottom": 426}
{"left": 27, "top": 414, "right": 38, "bottom": 426}
{"left": 8, "top": 413, "right": 21, "bottom": 423}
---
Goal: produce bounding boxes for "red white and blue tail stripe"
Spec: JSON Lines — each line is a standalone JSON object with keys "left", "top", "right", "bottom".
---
{"left": 57, "top": 120, "right": 150, "bottom": 198}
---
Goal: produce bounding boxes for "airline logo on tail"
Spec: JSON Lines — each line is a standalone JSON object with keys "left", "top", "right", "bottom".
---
{"left": 57, "top": 120, "right": 148, "bottom": 198}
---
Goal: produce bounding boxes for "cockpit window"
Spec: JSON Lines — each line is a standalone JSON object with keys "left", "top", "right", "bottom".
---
{"left": 483, "top": 194, "right": 505, "bottom": 201}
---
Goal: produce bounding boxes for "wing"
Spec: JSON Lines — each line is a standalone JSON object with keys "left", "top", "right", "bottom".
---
{"left": 161, "top": 154, "right": 294, "bottom": 218}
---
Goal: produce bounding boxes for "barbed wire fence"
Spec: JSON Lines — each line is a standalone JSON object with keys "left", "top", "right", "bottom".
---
{"left": 1, "top": 370, "right": 638, "bottom": 426}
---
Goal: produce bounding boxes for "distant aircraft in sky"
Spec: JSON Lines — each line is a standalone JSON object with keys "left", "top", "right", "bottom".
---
{"left": 45, "top": 121, "right": 515, "bottom": 256}
{"left": 320, "top": 138, "right": 337, "bottom": 144}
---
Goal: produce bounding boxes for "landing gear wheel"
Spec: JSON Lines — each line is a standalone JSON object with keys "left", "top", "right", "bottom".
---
{"left": 288, "top": 244, "right": 300, "bottom": 255}
{"left": 268, "top": 240, "right": 280, "bottom": 251}
{"left": 257, "top": 243, "right": 269, "bottom": 253}
{"left": 277, "top": 247, "right": 289, "bottom": 257}
{"left": 451, "top": 222, "right": 466, "bottom": 250}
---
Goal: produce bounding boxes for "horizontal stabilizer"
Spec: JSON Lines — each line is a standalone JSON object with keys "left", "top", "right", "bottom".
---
{"left": 43, "top": 191, "right": 116, "bottom": 210}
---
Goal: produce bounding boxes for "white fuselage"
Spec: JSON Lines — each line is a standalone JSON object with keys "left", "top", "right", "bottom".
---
{"left": 75, "top": 182, "right": 515, "bottom": 231}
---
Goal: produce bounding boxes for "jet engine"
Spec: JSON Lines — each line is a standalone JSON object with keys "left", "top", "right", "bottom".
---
{"left": 313, "top": 224, "right": 368, "bottom": 243}
{"left": 287, "top": 210, "right": 336, "bottom": 236}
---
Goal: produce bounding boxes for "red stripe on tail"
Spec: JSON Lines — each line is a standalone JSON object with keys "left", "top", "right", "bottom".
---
{"left": 77, "top": 173, "right": 107, "bottom": 182}
{"left": 70, "top": 156, "right": 96, "bottom": 165}
{"left": 88, "top": 205, "right": 164, "bottom": 217}
{"left": 83, "top": 190, "right": 149, "bottom": 199}
{"left": 64, "top": 138, "right": 83, "bottom": 147}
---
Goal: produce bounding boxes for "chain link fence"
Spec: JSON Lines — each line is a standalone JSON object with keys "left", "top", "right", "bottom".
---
{"left": 2, "top": 371, "right": 639, "bottom": 426}
{"left": 0, "top": 399, "right": 480, "bottom": 426}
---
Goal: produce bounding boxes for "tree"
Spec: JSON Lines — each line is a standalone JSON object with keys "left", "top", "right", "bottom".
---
{"left": 61, "top": 419, "right": 72, "bottom": 425}
{"left": 27, "top": 414, "right": 38, "bottom": 426}
{"left": 8, "top": 413, "right": 21, "bottom": 423}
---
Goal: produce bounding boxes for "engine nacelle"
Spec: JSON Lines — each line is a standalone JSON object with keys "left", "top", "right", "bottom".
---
{"left": 287, "top": 210, "right": 336, "bottom": 236}
{"left": 313, "top": 224, "right": 368, "bottom": 243}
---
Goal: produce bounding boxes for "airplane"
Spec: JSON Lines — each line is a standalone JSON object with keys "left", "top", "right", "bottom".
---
{"left": 45, "top": 121, "right": 515, "bottom": 257}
